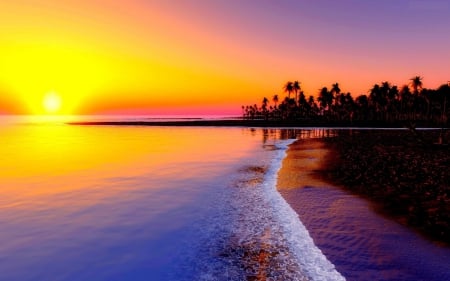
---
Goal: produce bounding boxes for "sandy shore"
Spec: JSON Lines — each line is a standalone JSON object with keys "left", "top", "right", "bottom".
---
{"left": 277, "top": 137, "right": 450, "bottom": 280}
{"left": 317, "top": 130, "right": 450, "bottom": 245}
{"left": 278, "top": 130, "right": 450, "bottom": 245}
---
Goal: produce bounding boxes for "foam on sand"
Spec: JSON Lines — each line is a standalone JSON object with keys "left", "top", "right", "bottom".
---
{"left": 262, "top": 140, "right": 345, "bottom": 280}
{"left": 187, "top": 139, "right": 345, "bottom": 280}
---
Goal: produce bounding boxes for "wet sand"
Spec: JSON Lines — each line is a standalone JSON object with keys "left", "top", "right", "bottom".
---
{"left": 277, "top": 139, "right": 450, "bottom": 281}
{"left": 319, "top": 130, "right": 450, "bottom": 244}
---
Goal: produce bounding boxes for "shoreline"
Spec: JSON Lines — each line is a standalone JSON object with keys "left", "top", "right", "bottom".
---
{"left": 67, "top": 121, "right": 449, "bottom": 244}
{"left": 277, "top": 138, "right": 450, "bottom": 280}
{"left": 318, "top": 130, "right": 450, "bottom": 245}
{"left": 67, "top": 119, "right": 448, "bottom": 128}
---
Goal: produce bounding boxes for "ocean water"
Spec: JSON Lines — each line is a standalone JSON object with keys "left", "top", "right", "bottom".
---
{"left": 0, "top": 118, "right": 342, "bottom": 281}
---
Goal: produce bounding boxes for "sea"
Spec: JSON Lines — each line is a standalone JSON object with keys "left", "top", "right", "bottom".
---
{"left": 0, "top": 115, "right": 449, "bottom": 281}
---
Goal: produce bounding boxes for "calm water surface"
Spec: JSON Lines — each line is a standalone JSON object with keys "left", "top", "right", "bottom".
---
{"left": 7, "top": 120, "right": 445, "bottom": 281}
{"left": 0, "top": 120, "right": 342, "bottom": 280}
{"left": 0, "top": 122, "right": 262, "bottom": 280}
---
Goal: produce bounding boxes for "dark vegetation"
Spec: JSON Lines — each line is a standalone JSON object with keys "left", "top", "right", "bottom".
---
{"left": 242, "top": 76, "right": 450, "bottom": 244}
{"left": 320, "top": 130, "right": 450, "bottom": 245}
{"left": 242, "top": 77, "right": 450, "bottom": 130}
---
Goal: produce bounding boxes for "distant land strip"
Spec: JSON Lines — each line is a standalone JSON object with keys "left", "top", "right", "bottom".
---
{"left": 68, "top": 119, "right": 447, "bottom": 128}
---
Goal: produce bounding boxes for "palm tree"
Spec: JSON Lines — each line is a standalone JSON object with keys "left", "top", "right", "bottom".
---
{"left": 355, "top": 95, "right": 369, "bottom": 120}
{"left": 381, "top": 81, "right": 391, "bottom": 92}
{"left": 399, "top": 85, "right": 411, "bottom": 118}
{"left": 410, "top": 76, "right": 429, "bottom": 119}
{"left": 272, "top": 94, "right": 279, "bottom": 108}
{"left": 387, "top": 85, "right": 400, "bottom": 120}
{"left": 298, "top": 91, "right": 307, "bottom": 117}
{"left": 307, "top": 95, "right": 317, "bottom": 117}
{"left": 369, "top": 83, "right": 387, "bottom": 120}
{"left": 335, "top": 92, "right": 355, "bottom": 122}
{"left": 283, "top": 81, "right": 294, "bottom": 99}
{"left": 262, "top": 97, "right": 269, "bottom": 107}
{"left": 410, "top": 76, "right": 423, "bottom": 95}
{"left": 369, "top": 83, "right": 381, "bottom": 103}
{"left": 293, "top": 81, "right": 301, "bottom": 103}
{"left": 318, "top": 87, "right": 332, "bottom": 117}
{"left": 261, "top": 97, "right": 269, "bottom": 120}
{"left": 379, "top": 81, "right": 391, "bottom": 120}
{"left": 387, "top": 85, "right": 399, "bottom": 102}
{"left": 344, "top": 93, "right": 355, "bottom": 121}
{"left": 437, "top": 83, "right": 449, "bottom": 125}
{"left": 331, "top": 82, "right": 341, "bottom": 106}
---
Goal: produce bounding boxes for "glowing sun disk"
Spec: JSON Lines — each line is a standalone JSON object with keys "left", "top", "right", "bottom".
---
{"left": 43, "top": 92, "right": 62, "bottom": 113}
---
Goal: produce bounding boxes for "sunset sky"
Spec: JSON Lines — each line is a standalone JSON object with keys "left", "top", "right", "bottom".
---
{"left": 1, "top": 0, "right": 449, "bottom": 115}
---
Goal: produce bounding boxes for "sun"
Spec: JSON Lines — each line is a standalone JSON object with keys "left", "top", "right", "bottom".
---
{"left": 43, "top": 92, "right": 62, "bottom": 114}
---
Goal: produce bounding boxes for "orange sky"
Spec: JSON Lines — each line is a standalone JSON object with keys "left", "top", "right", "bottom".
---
{"left": 1, "top": 1, "right": 449, "bottom": 115}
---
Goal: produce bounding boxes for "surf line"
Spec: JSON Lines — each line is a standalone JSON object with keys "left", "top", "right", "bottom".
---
{"left": 266, "top": 139, "right": 345, "bottom": 281}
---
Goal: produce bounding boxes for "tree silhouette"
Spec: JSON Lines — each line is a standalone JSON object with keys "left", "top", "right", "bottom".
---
{"left": 261, "top": 97, "right": 269, "bottom": 120}
{"left": 331, "top": 82, "right": 341, "bottom": 107}
{"left": 318, "top": 87, "right": 333, "bottom": 118}
{"left": 272, "top": 94, "right": 279, "bottom": 108}
{"left": 355, "top": 95, "right": 369, "bottom": 120}
{"left": 283, "top": 81, "right": 294, "bottom": 99}
{"left": 293, "top": 81, "right": 301, "bottom": 104}
{"left": 410, "top": 76, "right": 423, "bottom": 95}
{"left": 369, "top": 84, "right": 386, "bottom": 120}
{"left": 242, "top": 76, "right": 448, "bottom": 128}
{"left": 298, "top": 91, "right": 308, "bottom": 117}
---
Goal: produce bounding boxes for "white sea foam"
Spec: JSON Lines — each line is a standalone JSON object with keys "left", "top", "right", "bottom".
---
{"left": 263, "top": 140, "right": 345, "bottom": 281}
{"left": 187, "top": 139, "right": 345, "bottom": 280}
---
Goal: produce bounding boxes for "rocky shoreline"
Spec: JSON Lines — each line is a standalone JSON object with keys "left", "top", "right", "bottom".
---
{"left": 318, "top": 129, "right": 450, "bottom": 245}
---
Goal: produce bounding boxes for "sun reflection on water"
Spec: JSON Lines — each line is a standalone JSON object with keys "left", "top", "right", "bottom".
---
{"left": 0, "top": 123, "right": 258, "bottom": 200}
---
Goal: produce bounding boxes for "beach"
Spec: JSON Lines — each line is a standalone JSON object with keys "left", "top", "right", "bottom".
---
{"left": 319, "top": 130, "right": 450, "bottom": 244}
{"left": 3, "top": 117, "right": 449, "bottom": 280}
{"left": 278, "top": 136, "right": 450, "bottom": 280}
{"left": 2, "top": 0, "right": 450, "bottom": 279}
